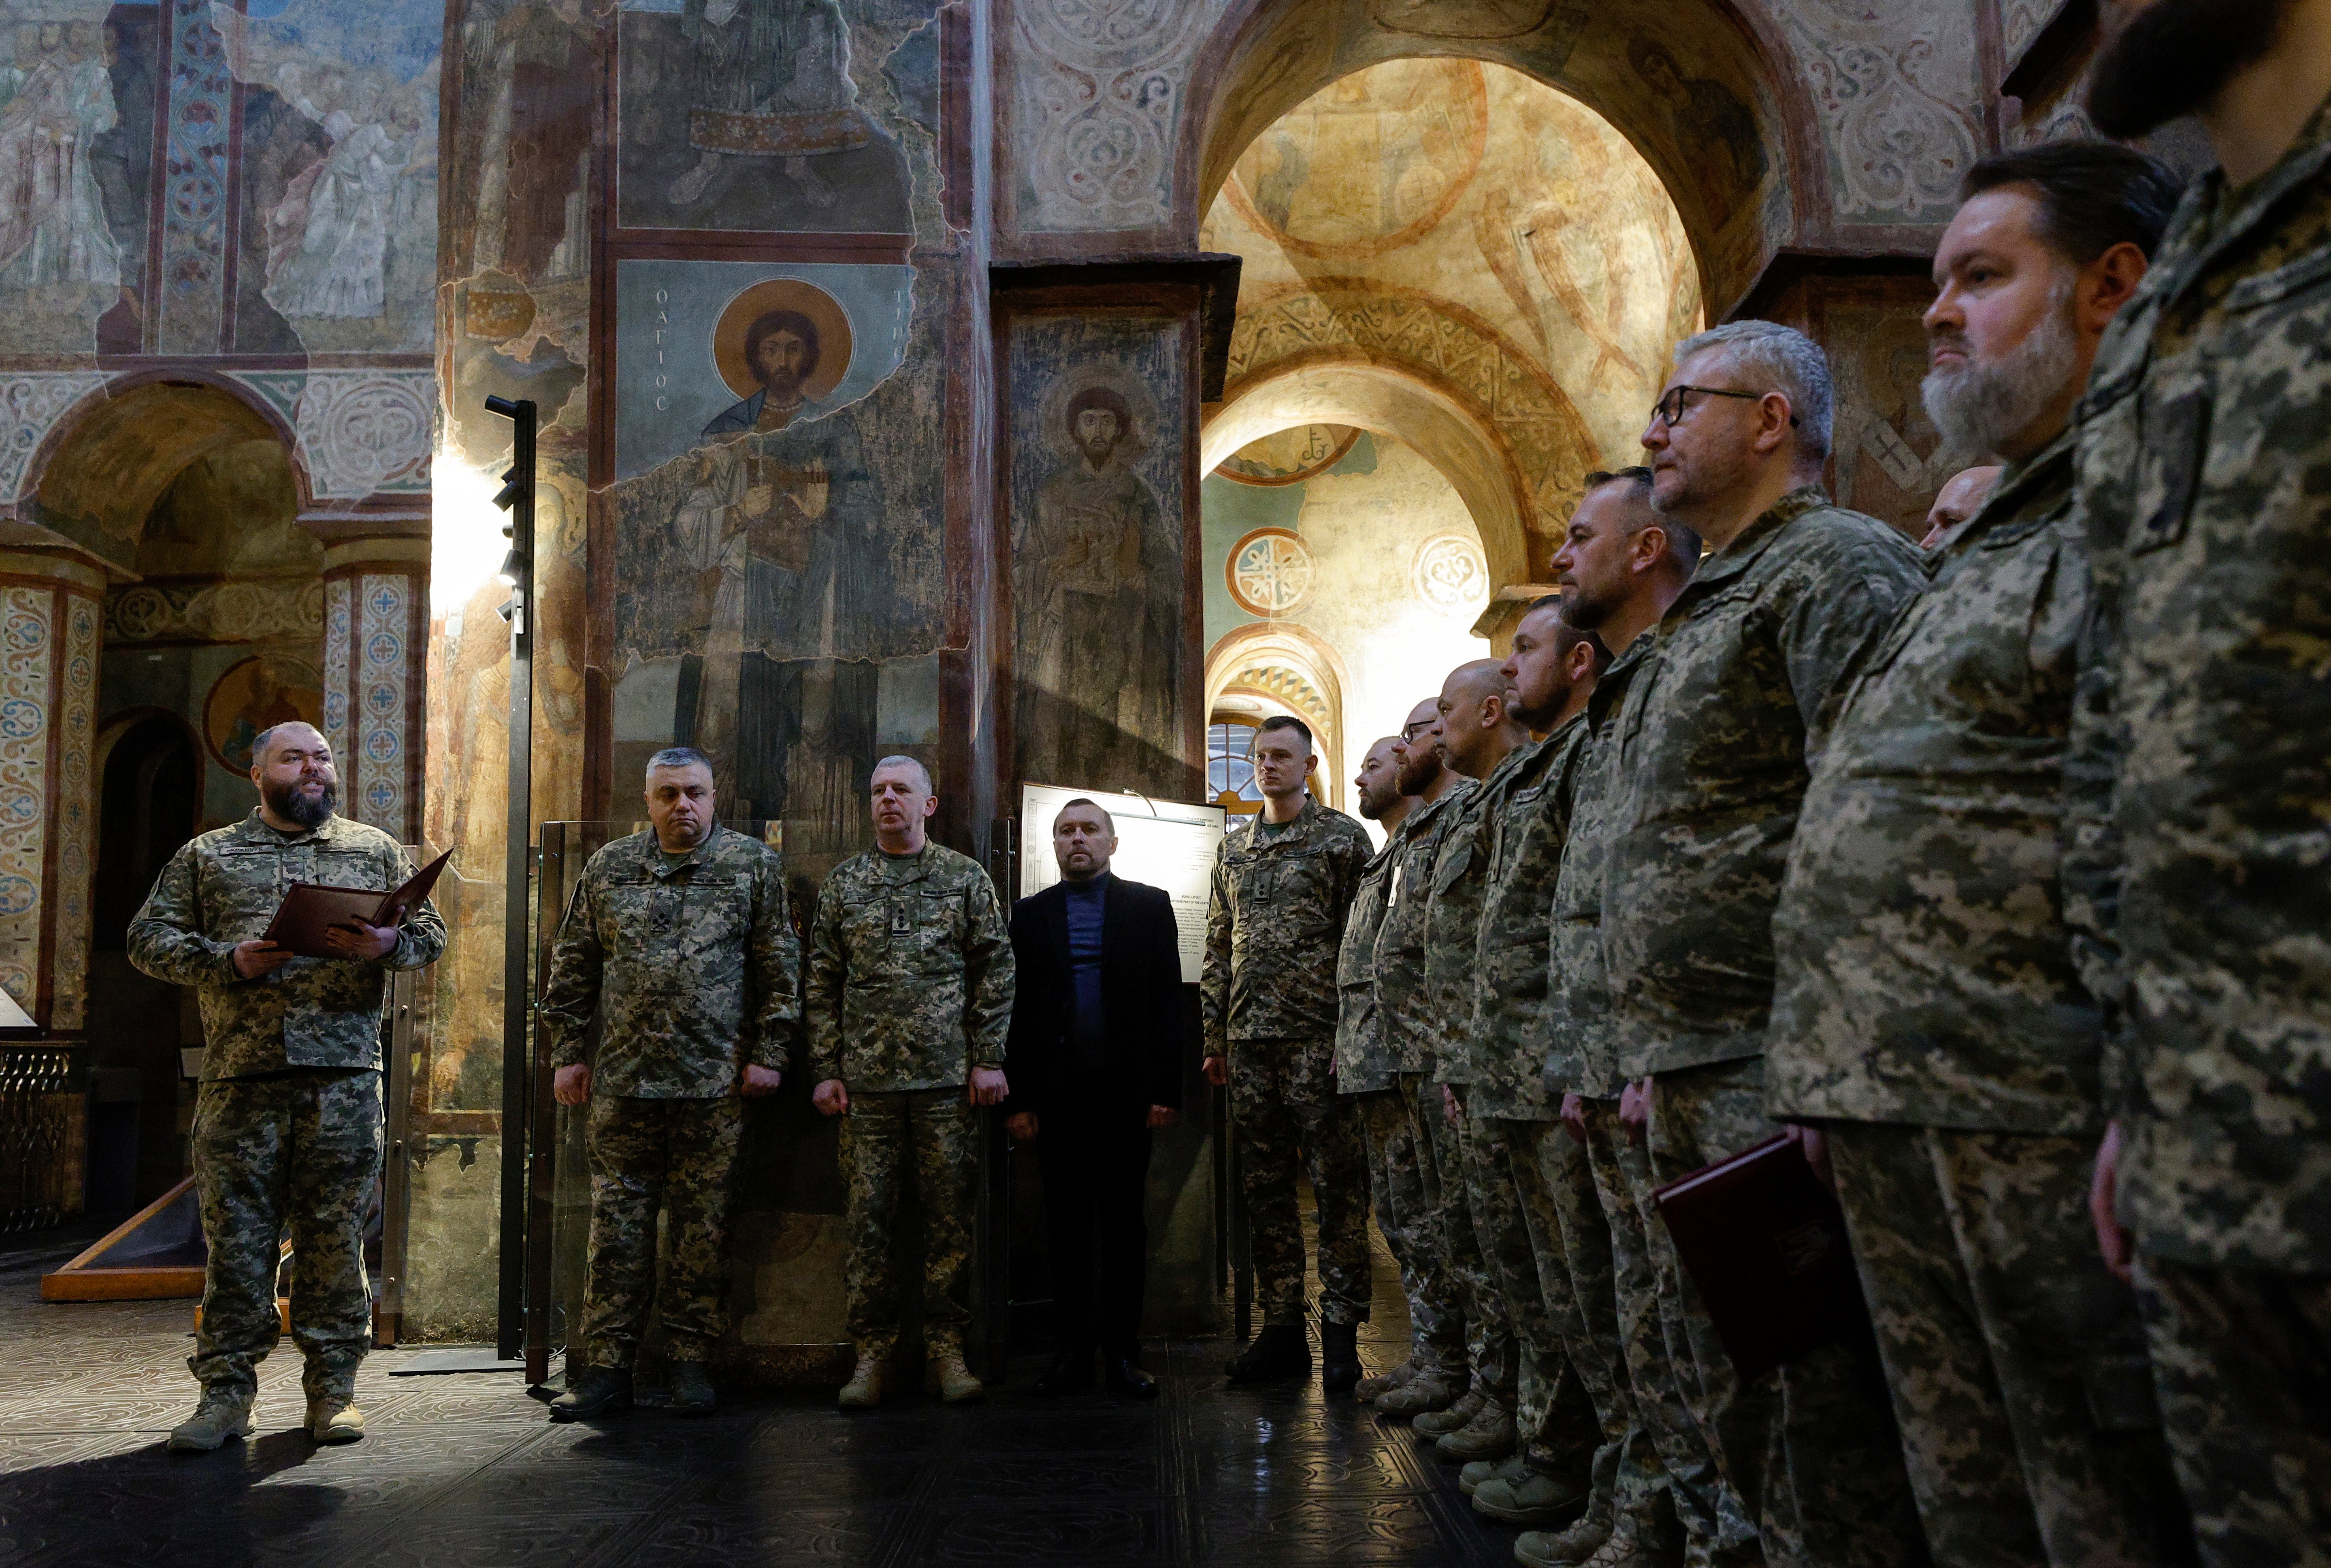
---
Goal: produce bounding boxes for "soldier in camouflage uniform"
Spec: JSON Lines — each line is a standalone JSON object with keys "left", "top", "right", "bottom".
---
{"left": 1202, "top": 714, "right": 1372, "bottom": 1387}
{"left": 2073, "top": 26, "right": 2331, "bottom": 1563}
{"left": 1552, "top": 469, "right": 1737, "bottom": 1568}
{"left": 539, "top": 747, "right": 800, "bottom": 1421}
{"left": 1610, "top": 323, "right": 1930, "bottom": 1567}
{"left": 1767, "top": 147, "right": 2193, "bottom": 1568}
{"left": 1369, "top": 698, "right": 1480, "bottom": 1419}
{"left": 807, "top": 755, "right": 1014, "bottom": 1408}
{"left": 128, "top": 721, "right": 445, "bottom": 1453}
{"left": 1337, "top": 734, "right": 1444, "bottom": 1402}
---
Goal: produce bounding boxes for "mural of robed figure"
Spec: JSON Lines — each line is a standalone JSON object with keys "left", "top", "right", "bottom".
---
{"left": 703, "top": 308, "right": 828, "bottom": 436}
{"left": 1016, "top": 383, "right": 1179, "bottom": 788}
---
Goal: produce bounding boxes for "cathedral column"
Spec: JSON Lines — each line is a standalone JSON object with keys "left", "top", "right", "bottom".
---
{"left": 309, "top": 526, "right": 431, "bottom": 846}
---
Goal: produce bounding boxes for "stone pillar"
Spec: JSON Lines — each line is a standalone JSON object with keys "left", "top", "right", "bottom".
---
{"left": 314, "top": 532, "right": 431, "bottom": 845}
{"left": 0, "top": 527, "right": 112, "bottom": 1034}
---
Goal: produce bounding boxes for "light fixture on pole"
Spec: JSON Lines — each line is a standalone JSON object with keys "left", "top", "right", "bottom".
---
{"left": 484, "top": 393, "right": 536, "bottom": 1364}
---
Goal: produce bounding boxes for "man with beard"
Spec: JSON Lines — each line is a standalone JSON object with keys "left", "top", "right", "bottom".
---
{"left": 540, "top": 748, "right": 799, "bottom": 1421}
{"left": 2073, "top": 2, "right": 2331, "bottom": 1561}
{"left": 1766, "top": 142, "right": 2192, "bottom": 1568}
{"left": 1335, "top": 736, "right": 1443, "bottom": 1403}
{"left": 1202, "top": 716, "right": 1372, "bottom": 1387}
{"left": 129, "top": 723, "right": 446, "bottom": 1452}
{"left": 1368, "top": 700, "right": 1480, "bottom": 1417}
{"left": 1612, "top": 321, "right": 1929, "bottom": 1566}
{"left": 1549, "top": 472, "right": 1724, "bottom": 1568}
{"left": 1442, "top": 633, "right": 1618, "bottom": 1543}
{"left": 703, "top": 309, "right": 827, "bottom": 436}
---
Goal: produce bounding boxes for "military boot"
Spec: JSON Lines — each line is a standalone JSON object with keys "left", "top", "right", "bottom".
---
{"left": 668, "top": 1360, "right": 717, "bottom": 1416}
{"left": 1474, "top": 1464, "right": 1589, "bottom": 1526}
{"left": 1223, "top": 1323, "right": 1311, "bottom": 1383}
{"left": 1461, "top": 1450, "right": 1531, "bottom": 1497}
{"left": 1568, "top": 1521, "right": 1663, "bottom": 1568}
{"left": 925, "top": 1348, "right": 984, "bottom": 1404}
{"left": 1411, "top": 1387, "right": 1483, "bottom": 1437}
{"left": 166, "top": 1387, "right": 253, "bottom": 1454}
{"left": 1376, "top": 1366, "right": 1460, "bottom": 1418}
{"left": 1319, "top": 1321, "right": 1362, "bottom": 1394}
{"left": 549, "top": 1364, "right": 633, "bottom": 1422}
{"left": 1355, "top": 1354, "right": 1418, "bottom": 1402}
{"left": 307, "top": 1395, "right": 366, "bottom": 1445}
{"left": 838, "top": 1349, "right": 885, "bottom": 1410}
{"left": 1435, "top": 1396, "right": 1518, "bottom": 1461}
{"left": 1515, "top": 1515, "right": 1611, "bottom": 1568}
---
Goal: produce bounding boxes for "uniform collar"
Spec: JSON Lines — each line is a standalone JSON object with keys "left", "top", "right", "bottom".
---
{"left": 648, "top": 823, "right": 723, "bottom": 878}
{"left": 2134, "top": 88, "right": 2331, "bottom": 322}
{"left": 237, "top": 807, "right": 344, "bottom": 846}
{"left": 1939, "top": 428, "right": 2075, "bottom": 561}
{"left": 1677, "top": 484, "right": 1830, "bottom": 599}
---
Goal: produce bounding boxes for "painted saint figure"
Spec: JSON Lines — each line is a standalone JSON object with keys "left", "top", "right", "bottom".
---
{"left": 669, "top": 0, "right": 867, "bottom": 209}
{"left": 0, "top": 18, "right": 122, "bottom": 291}
{"left": 1016, "top": 384, "right": 1178, "bottom": 786}
{"left": 702, "top": 309, "right": 829, "bottom": 436}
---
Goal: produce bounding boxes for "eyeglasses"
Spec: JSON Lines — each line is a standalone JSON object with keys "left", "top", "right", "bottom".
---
{"left": 1647, "top": 385, "right": 1798, "bottom": 429}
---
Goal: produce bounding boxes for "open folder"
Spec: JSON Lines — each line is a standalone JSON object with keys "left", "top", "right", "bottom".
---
{"left": 260, "top": 849, "right": 452, "bottom": 960}
{"left": 1651, "top": 1131, "right": 1869, "bottom": 1381}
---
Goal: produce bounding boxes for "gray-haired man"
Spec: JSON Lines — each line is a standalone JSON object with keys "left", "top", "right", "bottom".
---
{"left": 539, "top": 747, "right": 799, "bottom": 1420}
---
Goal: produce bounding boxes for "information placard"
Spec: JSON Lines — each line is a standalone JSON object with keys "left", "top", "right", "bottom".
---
{"left": 1017, "top": 783, "right": 1227, "bottom": 985}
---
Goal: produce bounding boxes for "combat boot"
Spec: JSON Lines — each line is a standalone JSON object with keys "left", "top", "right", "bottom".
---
{"left": 1319, "top": 1321, "right": 1362, "bottom": 1393}
{"left": 307, "top": 1395, "right": 366, "bottom": 1445}
{"left": 1223, "top": 1323, "right": 1311, "bottom": 1383}
{"left": 549, "top": 1364, "right": 633, "bottom": 1422}
{"left": 1568, "top": 1521, "right": 1663, "bottom": 1568}
{"left": 1461, "top": 1451, "right": 1531, "bottom": 1497}
{"left": 1411, "top": 1387, "right": 1483, "bottom": 1437}
{"left": 1376, "top": 1366, "right": 1460, "bottom": 1417}
{"left": 166, "top": 1387, "right": 253, "bottom": 1454}
{"left": 1355, "top": 1354, "right": 1417, "bottom": 1401}
{"left": 1515, "top": 1514, "right": 1611, "bottom": 1568}
{"left": 1474, "top": 1464, "right": 1589, "bottom": 1525}
{"left": 925, "top": 1348, "right": 984, "bottom": 1403}
{"left": 668, "top": 1360, "right": 717, "bottom": 1416}
{"left": 838, "top": 1349, "right": 885, "bottom": 1410}
{"left": 1435, "top": 1396, "right": 1518, "bottom": 1461}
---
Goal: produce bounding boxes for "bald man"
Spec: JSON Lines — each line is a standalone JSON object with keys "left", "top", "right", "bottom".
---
{"left": 130, "top": 722, "right": 446, "bottom": 1452}
{"left": 1919, "top": 464, "right": 2003, "bottom": 549}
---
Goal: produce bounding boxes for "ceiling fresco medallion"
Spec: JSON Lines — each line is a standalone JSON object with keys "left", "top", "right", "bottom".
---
{"left": 1413, "top": 534, "right": 1487, "bottom": 613}
{"left": 1227, "top": 527, "right": 1317, "bottom": 616}
{"left": 1215, "top": 423, "right": 1360, "bottom": 487}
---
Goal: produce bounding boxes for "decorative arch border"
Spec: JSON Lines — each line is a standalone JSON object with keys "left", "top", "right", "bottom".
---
{"left": 1204, "top": 619, "right": 1352, "bottom": 809}
{"left": 6, "top": 366, "right": 310, "bottom": 517}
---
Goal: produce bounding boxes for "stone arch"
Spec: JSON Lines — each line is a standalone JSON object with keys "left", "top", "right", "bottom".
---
{"left": 1204, "top": 356, "right": 1537, "bottom": 591}
{"left": 1179, "top": 0, "right": 1825, "bottom": 315}
{"left": 1205, "top": 620, "right": 1352, "bottom": 807}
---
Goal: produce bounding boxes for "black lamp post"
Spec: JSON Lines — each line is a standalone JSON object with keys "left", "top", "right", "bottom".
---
{"left": 485, "top": 394, "right": 535, "bottom": 1362}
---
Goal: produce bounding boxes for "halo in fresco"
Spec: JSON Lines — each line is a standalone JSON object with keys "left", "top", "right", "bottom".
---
{"left": 1035, "top": 359, "right": 1158, "bottom": 463}
{"left": 204, "top": 654, "right": 325, "bottom": 774}
{"left": 712, "top": 277, "right": 854, "bottom": 402}
{"left": 1216, "top": 423, "right": 1360, "bottom": 487}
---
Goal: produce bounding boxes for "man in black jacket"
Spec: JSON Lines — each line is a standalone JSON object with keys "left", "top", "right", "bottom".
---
{"left": 1004, "top": 798, "right": 1188, "bottom": 1398}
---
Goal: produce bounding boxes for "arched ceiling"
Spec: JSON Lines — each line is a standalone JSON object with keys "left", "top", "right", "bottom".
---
{"left": 34, "top": 383, "right": 289, "bottom": 566}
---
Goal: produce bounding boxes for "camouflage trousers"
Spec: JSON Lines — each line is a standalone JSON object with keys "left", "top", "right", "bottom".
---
{"left": 1583, "top": 1095, "right": 1749, "bottom": 1565}
{"left": 1641, "top": 1057, "right": 1925, "bottom": 1568}
{"left": 1500, "top": 1112, "right": 1666, "bottom": 1528}
{"left": 1469, "top": 1107, "right": 1600, "bottom": 1479}
{"left": 840, "top": 1087, "right": 978, "bottom": 1358}
{"left": 1827, "top": 1123, "right": 2193, "bottom": 1568}
{"left": 2133, "top": 1256, "right": 2331, "bottom": 1568}
{"left": 1420, "top": 1087, "right": 1513, "bottom": 1405}
{"left": 1357, "top": 1077, "right": 1464, "bottom": 1374}
{"left": 583, "top": 1094, "right": 744, "bottom": 1368}
{"left": 1229, "top": 1036, "right": 1370, "bottom": 1326}
{"left": 190, "top": 1070, "right": 381, "bottom": 1401}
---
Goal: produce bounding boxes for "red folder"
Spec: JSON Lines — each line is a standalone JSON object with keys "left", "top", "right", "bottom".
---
{"left": 1652, "top": 1132, "right": 1868, "bottom": 1380}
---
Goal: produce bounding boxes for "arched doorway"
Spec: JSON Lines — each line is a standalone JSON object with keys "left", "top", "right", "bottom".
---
{"left": 85, "top": 711, "right": 203, "bottom": 1216}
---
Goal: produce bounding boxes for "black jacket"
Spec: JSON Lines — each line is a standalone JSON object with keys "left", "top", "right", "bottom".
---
{"left": 1002, "top": 874, "right": 1187, "bottom": 1117}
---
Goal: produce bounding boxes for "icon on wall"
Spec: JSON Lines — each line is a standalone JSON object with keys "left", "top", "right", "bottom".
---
{"left": 204, "top": 655, "right": 326, "bottom": 774}
{"left": 704, "top": 277, "right": 856, "bottom": 437}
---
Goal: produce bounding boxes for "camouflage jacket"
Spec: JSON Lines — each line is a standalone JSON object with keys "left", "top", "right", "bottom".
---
{"left": 1600, "top": 487, "right": 1925, "bottom": 1077}
{"left": 1423, "top": 783, "right": 1496, "bottom": 1087}
{"left": 2066, "top": 95, "right": 2331, "bottom": 1272}
{"left": 538, "top": 827, "right": 801, "bottom": 1098}
{"left": 1551, "top": 643, "right": 1651, "bottom": 1099}
{"left": 1202, "top": 795, "right": 1370, "bottom": 1053}
{"left": 1333, "top": 836, "right": 1400, "bottom": 1093}
{"left": 1472, "top": 718, "right": 1591, "bottom": 1119}
{"left": 804, "top": 841, "right": 1014, "bottom": 1092}
{"left": 1767, "top": 433, "right": 2103, "bottom": 1135}
{"left": 126, "top": 811, "right": 445, "bottom": 1081}
{"left": 1371, "top": 780, "right": 1477, "bottom": 1075}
